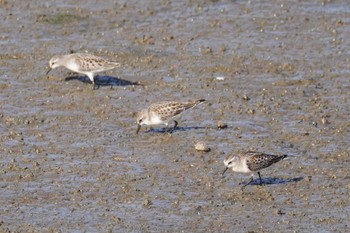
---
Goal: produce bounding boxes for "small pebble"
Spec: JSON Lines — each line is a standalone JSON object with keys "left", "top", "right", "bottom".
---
{"left": 321, "top": 117, "right": 329, "bottom": 125}
{"left": 247, "top": 108, "right": 255, "bottom": 114}
{"left": 217, "top": 121, "right": 228, "bottom": 129}
{"left": 195, "top": 141, "right": 211, "bottom": 152}
{"left": 215, "top": 76, "right": 225, "bottom": 81}
{"left": 242, "top": 95, "right": 250, "bottom": 101}
{"left": 142, "top": 199, "right": 152, "bottom": 207}
{"left": 275, "top": 209, "right": 285, "bottom": 215}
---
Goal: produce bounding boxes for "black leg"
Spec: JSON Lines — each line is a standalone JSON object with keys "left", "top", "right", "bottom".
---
{"left": 169, "top": 120, "right": 178, "bottom": 133}
{"left": 258, "top": 172, "right": 263, "bottom": 185}
{"left": 241, "top": 176, "right": 254, "bottom": 191}
{"left": 91, "top": 75, "right": 100, "bottom": 90}
{"left": 173, "top": 120, "right": 178, "bottom": 129}
{"left": 164, "top": 125, "right": 170, "bottom": 133}
{"left": 92, "top": 82, "right": 100, "bottom": 90}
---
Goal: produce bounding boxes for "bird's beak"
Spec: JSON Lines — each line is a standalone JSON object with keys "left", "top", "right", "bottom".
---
{"left": 221, "top": 167, "right": 228, "bottom": 176}
{"left": 46, "top": 67, "right": 52, "bottom": 75}
{"left": 136, "top": 124, "right": 141, "bottom": 134}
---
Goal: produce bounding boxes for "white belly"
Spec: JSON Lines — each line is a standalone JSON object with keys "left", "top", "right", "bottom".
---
{"left": 145, "top": 115, "right": 166, "bottom": 126}
{"left": 65, "top": 61, "right": 81, "bottom": 73}
{"left": 231, "top": 163, "right": 251, "bottom": 173}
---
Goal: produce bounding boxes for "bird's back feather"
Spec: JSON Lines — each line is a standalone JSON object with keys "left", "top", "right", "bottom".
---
{"left": 73, "top": 53, "right": 119, "bottom": 72}
{"left": 245, "top": 151, "right": 287, "bottom": 172}
{"left": 150, "top": 99, "right": 205, "bottom": 121}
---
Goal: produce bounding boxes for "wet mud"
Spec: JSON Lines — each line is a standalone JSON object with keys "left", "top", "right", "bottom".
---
{"left": 0, "top": 0, "right": 349, "bottom": 232}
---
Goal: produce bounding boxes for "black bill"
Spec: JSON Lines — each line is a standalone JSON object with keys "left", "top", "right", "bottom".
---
{"left": 221, "top": 167, "right": 228, "bottom": 176}
{"left": 136, "top": 124, "right": 141, "bottom": 134}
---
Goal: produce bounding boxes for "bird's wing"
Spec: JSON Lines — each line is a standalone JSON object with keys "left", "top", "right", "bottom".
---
{"left": 246, "top": 151, "right": 286, "bottom": 171}
{"left": 75, "top": 54, "right": 119, "bottom": 72}
{"left": 150, "top": 102, "right": 187, "bottom": 121}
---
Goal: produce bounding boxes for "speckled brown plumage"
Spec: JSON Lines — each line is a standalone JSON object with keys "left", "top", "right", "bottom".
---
{"left": 149, "top": 99, "right": 205, "bottom": 121}
{"left": 73, "top": 53, "right": 120, "bottom": 72}
{"left": 47, "top": 53, "right": 120, "bottom": 89}
{"left": 136, "top": 99, "right": 206, "bottom": 134}
{"left": 245, "top": 151, "right": 287, "bottom": 171}
{"left": 223, "top": 151, "right": 288, "bottom": 190}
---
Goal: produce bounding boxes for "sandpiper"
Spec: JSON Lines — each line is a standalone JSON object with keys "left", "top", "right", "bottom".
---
{"left": 47, "top": 53, "right": 120, "bottom": 89}
{"left": 222, "top": 151, "right": 287, "bottom": 190}
{"left": 136, "top": 99, "right": 206, "bottom": 134}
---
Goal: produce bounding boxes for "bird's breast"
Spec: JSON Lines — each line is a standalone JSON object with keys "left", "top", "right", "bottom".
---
{"left": 144, "top": 114, "right": 165, "bottom": 126}
{"left": 65, "top": 61, "right": 81, "bottom": 73}
{"left": 231, "top": 162, "right": 251, "bottom": 173}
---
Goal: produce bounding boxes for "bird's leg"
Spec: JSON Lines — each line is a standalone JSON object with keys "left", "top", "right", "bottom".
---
{"left": 163, "top": 123, "right": 170, "bottom": 133}
{"left": 89, "top": 75, "right": 99, "bottom": 90}
{"left": 258, "top": 172, "right": 263, "bottom": 185}
{"left": 169, "top": 120, "right": 178, "bottom": 133}
{"left": 241, "top": 175, "right": 254, "bottom": 191}
{"left": 92, "top": 81, "right": 100, "bottom": 90}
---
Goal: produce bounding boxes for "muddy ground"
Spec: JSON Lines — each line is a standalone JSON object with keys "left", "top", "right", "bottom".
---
{"left": 0, "top": 0, "right": 349, "bottom": 232}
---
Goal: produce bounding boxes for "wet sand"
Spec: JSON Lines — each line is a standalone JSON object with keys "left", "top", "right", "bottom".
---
{"left": 0, "top": 0, "right": 349, "bottom": 232}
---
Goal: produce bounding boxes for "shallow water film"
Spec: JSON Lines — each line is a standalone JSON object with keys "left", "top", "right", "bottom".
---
{"left": 1, "top": 0, "right": 350, "bottom": 232}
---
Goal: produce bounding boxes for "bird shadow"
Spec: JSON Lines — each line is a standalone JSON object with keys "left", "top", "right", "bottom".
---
{"left": 243, "top": 177, "right": 304, "bottom": 186}
{"left": 145, "top": 126, "right": 208, "bottom": 134}
{"left": 65, "top": 75, "right": 140, "bottom": 87}
{"left": 143, "top": 125, "right": 235, "bottom": 134}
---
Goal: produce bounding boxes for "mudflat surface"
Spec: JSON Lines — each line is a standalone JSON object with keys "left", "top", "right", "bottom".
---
{"left": 1, "top": 0, "right": 350, "bottom": 232}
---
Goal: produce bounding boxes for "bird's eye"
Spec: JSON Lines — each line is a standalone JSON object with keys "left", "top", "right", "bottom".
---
{"left": 228, "top": 161, "right": 232, "bottom": 165}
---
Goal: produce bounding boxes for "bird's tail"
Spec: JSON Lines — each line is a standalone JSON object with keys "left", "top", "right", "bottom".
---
{"left": 108, "top": 61, "right": 121, "bottom": 68}
{"left": 281, "top": 154, "right": 300, "bottom": 160}
{"left": 274, "top": 154, "right": 288, "bottom": 163}
{"left": 185, "top": 99, "right": 206, "bottom": 109}
{"left": 194, "top": 99, "right": 206, "bottom": 104}
{"left": 281, "top": 154, "right": 288, "bottom": 159}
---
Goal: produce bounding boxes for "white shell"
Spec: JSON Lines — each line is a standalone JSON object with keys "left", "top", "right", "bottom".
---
{"left": 195, "top": 141, "right": 210, "bottom": 152}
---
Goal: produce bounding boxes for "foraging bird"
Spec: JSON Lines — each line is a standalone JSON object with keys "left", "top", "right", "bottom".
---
{"left": 222, "top": 151, "right": 287, "bottom": 190}
{"left": 47, "top": 53, "right": 120, "bottom": 89}
{"left": 136, "top": 99, "right": 206, "bottom": 134}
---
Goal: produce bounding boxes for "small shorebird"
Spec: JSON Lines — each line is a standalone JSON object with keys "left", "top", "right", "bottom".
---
{"left": 222, "top": 151, "right": 287, "bottom": 190}
{"left": 47, "top": 53, "right": 120, "bottom": 89}
{"left": 136, "top": 99, "right": 206, "bottom": 134}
